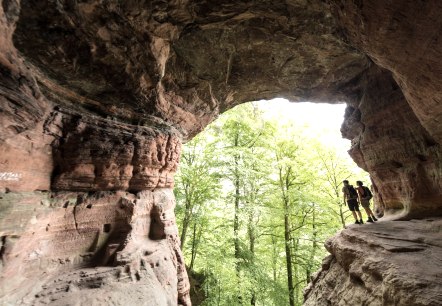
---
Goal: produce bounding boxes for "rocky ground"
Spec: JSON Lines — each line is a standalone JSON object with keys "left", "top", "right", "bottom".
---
{"left": 304, "top": 218, "right": 442, "bottom": 306}
{"left": 1, "top": 0, "right": 442, "bottom": 305}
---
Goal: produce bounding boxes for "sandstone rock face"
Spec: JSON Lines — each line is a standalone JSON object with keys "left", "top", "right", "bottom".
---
{"left": 341, "top": 66, "right": 442, "bottom": 219}
{"left": 1, "top": 190, "right": 189, "bottom": 305}
{"left": 11, "top": 0, "right": 369, "bottom": 138}
{"left": 47, "top": 109, "right": 181, "bottom": 192}
{"left": 330, "top": 0, "right": 442, "bottom": 219}
{"left": 304, "top": 218, "right": 442, "bottom": 306}
{"left": 329, "top": 0, "right": 442, "bottom": 143}
{"left": 0, "top": 0, "right": 441, "bottom": 305}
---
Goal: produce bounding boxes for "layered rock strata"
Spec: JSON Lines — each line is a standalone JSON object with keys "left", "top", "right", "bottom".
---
{"left": 0, "top": 0, "right": 441, "bottom": 305}
{"left": 47, "top": 109, "right": 181, "bottom": 192}
{"left": 331, "top": 0, "right": 442, "bottom": 219}
{"left": 329, "top": 0, "right": 442, "bottom": 143}
{"left": 304, "top": 218, "right": 442, "bottom": 306}
{"left": 341, "top": 66, "right": 442, "bottom": 219}
{"left": 1, "top": 190, "right": 189, "bottom": 305}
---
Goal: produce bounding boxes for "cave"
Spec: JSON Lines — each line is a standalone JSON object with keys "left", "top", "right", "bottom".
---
{"left": 0, "top": 1, "right": 441, "bottom": 305}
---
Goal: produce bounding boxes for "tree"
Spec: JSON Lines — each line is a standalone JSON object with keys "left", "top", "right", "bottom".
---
{"left": 269, "top": 127, "right": 318, "bottom": 306}
{"left": 314, "top": 145, "right": 369, "bottom": 228}
{"left": 212, "top": 103, "right": 275, "bottom": 304}
{"left": 174, "top": 102, "right": 370, "bottom": 306}
{"left": 174, "top": 132, "right": 220, "bottom": 256}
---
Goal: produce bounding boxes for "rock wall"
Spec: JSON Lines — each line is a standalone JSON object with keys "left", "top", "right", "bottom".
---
{"left": 341, "top": 66, "right": 442, "bottom": 219}
{"left": 0, "top": 0, "right": 441, "bottom": 305}
{"left": 329, "top": 0, "right": 442, "bottom": 143}
{"left": 0, "top": 1, "right": 191, "bottom": 304}
{"left": 0, "top": 70, "right": 190, "bottom": 304}
{"left": 47, "top": 109, "right": 181, "bottom": 192}
{"left": 304, "top": 219, "right": 442, "bottom": 306}
{"left": 330, "top": 0, "right": 442, "bottom": 219}
{"left": 1, "top": 190, "right": 190, "bottom": 305}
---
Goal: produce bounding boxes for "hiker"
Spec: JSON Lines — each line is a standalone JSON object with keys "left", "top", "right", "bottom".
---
{"left": 356, "top": 181, "right": 377, "bottom": 223}
{"left": 342, "top": 180, "right": 364, "bottom": 224}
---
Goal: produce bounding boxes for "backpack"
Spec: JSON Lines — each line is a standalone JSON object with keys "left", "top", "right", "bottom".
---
{"left": 347, "top": 185, "right": 358, "bottom": 199}
{"left": 362, "top": 186, "right": 373, "bottom": 199}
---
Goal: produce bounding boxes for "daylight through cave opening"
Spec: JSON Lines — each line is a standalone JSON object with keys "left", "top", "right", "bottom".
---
{"left": 1, "top": 0, "right": 442, "bottom": 305}
{"left": 174, "top": 100, "right": 373, "bottom": 305}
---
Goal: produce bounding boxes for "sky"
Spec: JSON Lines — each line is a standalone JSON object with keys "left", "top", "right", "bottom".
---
{"left": 253, "top": 98, "right": 366, "bottom": 177}
{"left": 254, "top": 98, "right": 350, "bottom": 151}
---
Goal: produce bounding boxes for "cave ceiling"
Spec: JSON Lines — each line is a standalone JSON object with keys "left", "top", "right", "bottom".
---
{"left": 12, "top": 0, "right": 369, "bottom": 138}
{"left": 1, "top": 1, "right": 442, "bottom": 305}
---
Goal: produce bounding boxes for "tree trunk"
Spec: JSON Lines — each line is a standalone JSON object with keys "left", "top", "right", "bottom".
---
{"left": 279, "top": 166, "right": 295, "bottom": 306}
{"left": 189, "top": 221, "right": 198, "bottom": 270}
{"left": 180, "top": 203, "right": 191, "bottom": 249}
{"left": 233, "top": 136, "right": 243, "bottom": 304}
{"left": 292, "top": 237, "right": 299, "bottom": 304}
{"left": 284, "top": 210, "right": 295, "bottom": 306}
{"left": 248, "top": 207, "right": 256, "bottom": 306}
{"left": 234, "top": 153, "right": 240, "bottom": 272}
{"left": 306, "top": 204, "right": 318, "bottom": 282}
{"left": 250, "top": 295, "right": 256, "bottom": 306}
{"left": 339, "top": 204, "right": 346, "bottom": 228}
{"left": 334, "top": 182, "right": 346, "bottom": 229}
{"left": 271, "top": 234, "right": 277, "bottom": 282}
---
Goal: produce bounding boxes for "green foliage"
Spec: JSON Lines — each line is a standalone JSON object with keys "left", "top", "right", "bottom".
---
{"left": 174, "top": 103, "right": 369, "bottom": 305}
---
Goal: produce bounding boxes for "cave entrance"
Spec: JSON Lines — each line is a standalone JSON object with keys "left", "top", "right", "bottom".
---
{"left": 174, "top": 99, "right": 370, "bottom": 305}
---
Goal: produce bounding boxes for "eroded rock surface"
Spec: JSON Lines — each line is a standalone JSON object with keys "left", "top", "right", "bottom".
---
{"left": 0, "top": 0, "right": 441, "bottom": 305}
{"left": 341, "top": 66, "right": 442, "bottom": 219}
{"left": 304, "top": 219, "right": 442, "bottom": 306}
{"left": 1, "top": 190, "right": 189, "bottom": 305}
{"left": 329, "top": 0, "right": 442, "bottom": 143}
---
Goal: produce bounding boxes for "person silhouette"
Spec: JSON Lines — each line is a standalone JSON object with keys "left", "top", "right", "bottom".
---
{"left": 342, "top": 180, "right": 363, "bottom": 224}
{"left": 356, "top": 181, "right": 377, "bottom": 223}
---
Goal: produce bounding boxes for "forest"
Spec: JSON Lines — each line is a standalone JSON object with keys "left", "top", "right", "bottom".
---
{"left": 174, "top": 102, "right": 369, "bottom": 306}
